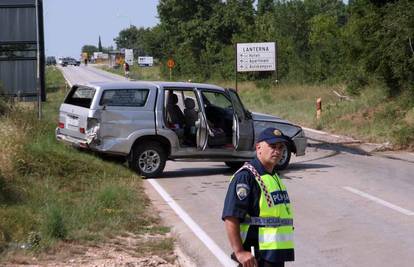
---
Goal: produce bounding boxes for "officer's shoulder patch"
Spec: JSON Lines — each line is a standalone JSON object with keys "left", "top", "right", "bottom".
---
{"left": 236, "top": 183, "right": 250, "bottom": 201}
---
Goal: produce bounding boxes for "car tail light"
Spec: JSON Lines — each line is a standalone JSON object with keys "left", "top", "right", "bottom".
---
{"left": 79, "top": 127, "right": 85, "bottom": 133}
{"left": 58, "top": 122, "right": 64, "bottom": 128}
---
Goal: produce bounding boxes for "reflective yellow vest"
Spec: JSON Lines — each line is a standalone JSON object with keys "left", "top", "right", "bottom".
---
{"left": 237, "top": 164, "right": 294, "bottom": 252}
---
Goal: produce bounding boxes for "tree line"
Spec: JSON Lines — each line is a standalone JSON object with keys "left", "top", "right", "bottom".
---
{"left": 110, "top": 0, "right": 414, "bottom": 96}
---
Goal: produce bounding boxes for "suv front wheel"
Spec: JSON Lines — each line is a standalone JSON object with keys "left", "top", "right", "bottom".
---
{"left": 129, "top": 142, "right": 166, "bottom": 178}
{"left": 275, "top": 143, "right": 291, "bottom": 170}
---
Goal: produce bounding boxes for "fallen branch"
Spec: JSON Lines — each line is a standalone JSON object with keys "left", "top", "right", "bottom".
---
{"left": 333, "top": 90, "right": 352, "bottom": 101}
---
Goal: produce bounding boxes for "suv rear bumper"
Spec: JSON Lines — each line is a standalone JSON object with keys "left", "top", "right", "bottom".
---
{"left": 55, "top": 128, "right": 88, "bottom": 148}
{"left": 55, "top": 128, "right": 130, "bottom": 155}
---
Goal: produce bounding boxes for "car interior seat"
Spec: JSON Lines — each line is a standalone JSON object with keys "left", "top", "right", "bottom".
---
{"left": 166, "top": 93, "right": 185, "bottom": 127}
{"left": 183, "top": 98, "right": 198, "bottom": 146}
{"left": 184, "top": 98, "right": 198, "bottom": 131}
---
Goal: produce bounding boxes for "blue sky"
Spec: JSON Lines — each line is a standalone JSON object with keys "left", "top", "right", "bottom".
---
{"left": 44, "top": 0, "right": 159, "bottom": 58}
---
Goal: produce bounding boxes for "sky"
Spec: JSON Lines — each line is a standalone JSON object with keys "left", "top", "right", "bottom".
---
{"left": 43, "top": 0, "right": 159, "bottom": 59}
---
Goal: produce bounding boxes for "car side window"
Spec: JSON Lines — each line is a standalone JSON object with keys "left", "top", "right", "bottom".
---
{"left": 202, "top": 91, "right": 232, "bottom": 109}
{"left": 100, "top": 89, "right": 149, "bottom": 107}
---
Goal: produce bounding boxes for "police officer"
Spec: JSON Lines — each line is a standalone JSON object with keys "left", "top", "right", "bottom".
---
{"left": 222, "top": 127, "right": 295, "bottom": 267}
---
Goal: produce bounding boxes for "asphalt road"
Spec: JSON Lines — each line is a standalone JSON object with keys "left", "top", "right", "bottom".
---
{"left": 59, "top": 65, "right": 414, "bottom": 267}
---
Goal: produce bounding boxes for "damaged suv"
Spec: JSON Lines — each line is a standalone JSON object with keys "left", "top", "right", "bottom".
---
{"left": 56, "top": 81, "right": 307, "bottom": 177}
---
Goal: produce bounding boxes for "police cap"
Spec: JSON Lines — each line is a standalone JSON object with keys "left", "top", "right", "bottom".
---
{"left": 257, "top": 127, "right": 290, "bottom": 144}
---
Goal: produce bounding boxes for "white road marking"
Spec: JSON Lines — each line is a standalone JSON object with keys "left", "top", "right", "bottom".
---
{"left": 343, "top": 186, "right": 414, "bottom": 216}
{"left": 148, "top": 179, "right": 237, "bottom": 267}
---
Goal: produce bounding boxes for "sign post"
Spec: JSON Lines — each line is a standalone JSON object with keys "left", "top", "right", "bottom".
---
{"left": 235, "top": 42, "right": 277, "bottom": 91}
{"left": 167, "top": 59, "right": 175, "bottom": 81}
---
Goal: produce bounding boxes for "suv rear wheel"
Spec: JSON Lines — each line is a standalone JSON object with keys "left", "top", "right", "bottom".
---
{"left": 129, "top": 142, "right": 166, "bottom": 178}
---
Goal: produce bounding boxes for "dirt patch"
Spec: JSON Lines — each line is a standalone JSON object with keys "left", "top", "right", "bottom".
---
{"left": 1, "top": 233, "right": 182, "bottom": 267}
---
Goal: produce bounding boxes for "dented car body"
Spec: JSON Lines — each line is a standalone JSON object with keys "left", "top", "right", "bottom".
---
{"left": 56, "top": 81, "right": 307, "bottom": 177}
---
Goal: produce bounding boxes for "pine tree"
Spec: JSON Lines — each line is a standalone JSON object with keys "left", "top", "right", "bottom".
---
{"left": 98, "top": 36, "right": 102, "bottom": 52}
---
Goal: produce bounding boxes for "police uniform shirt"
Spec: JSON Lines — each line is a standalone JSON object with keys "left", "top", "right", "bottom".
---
{"left": 222, "top": 157, "right": 294, "bottom": 263}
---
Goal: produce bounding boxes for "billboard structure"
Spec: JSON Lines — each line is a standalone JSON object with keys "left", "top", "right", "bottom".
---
{"left": 0, "top": 0, "right": 45, "bottom": 101}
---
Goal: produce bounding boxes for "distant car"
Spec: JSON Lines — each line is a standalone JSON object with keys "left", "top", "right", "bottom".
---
{"left": 58, "top": 57, "right": 66, "bottom": 66}
{"left": 56, "top": 81, "right": 307, "bottom": 177}
{"left": 66, "top": 57, "right": 80, "bottom": 66}
{"left": 46, "top": 56, "right": 56, "bottom": 65}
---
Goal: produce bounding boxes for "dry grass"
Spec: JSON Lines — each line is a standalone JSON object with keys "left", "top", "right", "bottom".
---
{"left": 0, "top": 121, "right": 21, "bottom": 176}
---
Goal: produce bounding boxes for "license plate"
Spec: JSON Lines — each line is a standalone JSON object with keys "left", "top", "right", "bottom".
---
{"left": 66, "top": 115, "right": 79, "bottom": 127}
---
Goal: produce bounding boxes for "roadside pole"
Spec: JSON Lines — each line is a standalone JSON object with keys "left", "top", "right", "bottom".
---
{"left": 235, "top": 68, "right": 238, "bottom": 92}
{"left": 235, "top": 43, "right": 238, "bottom": 92}
{"left": 275, "top": 41, "right": 278, "bottom": 83}
{"left": 167, "top": 58, "right": 175, "bottom": 81}
{"left": 35, "top": 0, "right": 42, "bottom": 119}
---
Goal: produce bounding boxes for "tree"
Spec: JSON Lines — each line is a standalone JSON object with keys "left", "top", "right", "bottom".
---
{"left": 308, "top": 14, "right": 342, "bottom": 81}
{"left": 81, "top": 45, "right": 98, "bottom": 57}
{"left": 114, "top": 26, "right": 155, "bottom": 57}
{"left": 257, "top": 0, "right": 274, "bottom": 15}
{"left": 98, "top": 36, "right": 102, "bottom": 52}
{"left": 343, "top": 0, "right": 414, "bottom": 95}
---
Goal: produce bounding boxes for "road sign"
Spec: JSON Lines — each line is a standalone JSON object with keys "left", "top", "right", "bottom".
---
{"left": 236, "top": 42, "right": 276, "bottom": 72}
{"left": 124, "top": 49, "right": 134, "bottom": 65}
{"left": 167, "top": 59, "right": 175, "bottom": 69}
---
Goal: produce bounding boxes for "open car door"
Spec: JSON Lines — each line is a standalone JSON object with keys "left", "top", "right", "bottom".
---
{"left": 194, "top": 88, "right": 213, "bottom": 150}
{"left": 227, "top": 88, "right": 254, "bottom": 151}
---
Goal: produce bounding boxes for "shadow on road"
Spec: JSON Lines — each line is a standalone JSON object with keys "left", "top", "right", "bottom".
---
{"left": 308, "top": 141, "right": 371, "bottom": 156}
{"left": 286, "top": 162, "right": 333, "bottom": 171}
{"left": 157, "top": 161, "right": 334, "bottom": 179}
{"left": 156, "top": 166, "right": 234, "bottom": 179}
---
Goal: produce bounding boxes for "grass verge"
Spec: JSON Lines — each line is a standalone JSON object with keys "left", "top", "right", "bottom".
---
{"left": 0, "top": 66, "right": 173, "bottom": 263}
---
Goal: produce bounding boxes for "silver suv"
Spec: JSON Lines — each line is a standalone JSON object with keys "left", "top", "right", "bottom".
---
{"left": 56, "top": 81, "right": 307, "bottom": 177}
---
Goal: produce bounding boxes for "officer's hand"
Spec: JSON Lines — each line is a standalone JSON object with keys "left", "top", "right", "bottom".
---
{"left": 235, "top": 250, "right": 257, "bottom": 267}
